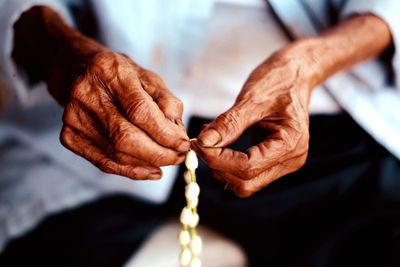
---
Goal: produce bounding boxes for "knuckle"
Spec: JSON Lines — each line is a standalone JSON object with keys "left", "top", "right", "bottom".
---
{"left": 70, "top": 79, "right": 92, "bottom": 101}
{"left": 149, "top": 150, "right": 171, "bottom": 166}
{"left": 280, "top": 128, "right": 299, "bottom": 152}
{"left": 126, "top": 99, "right": 149, "bottom": 124}
{"left": 218, "top": 108, "right": 242, "bottom": 133}
{"left": 236, "top": 182, "right": 255, "bottom": 198}
{"left": 238, "top": 160, "right": 256, "bottom": 179}
{"left": 69, "top": 85, "right": 106, "bottom": 115}
{"left": 246, "top": 169, "right": 260, "bottom": 180}
{"left": 240, "top": 165, "right": 254, "bottom": 180}
{"left": 91, "top": 51, "right": 118, "bottom": 69}
{"left": 98, "top": 157, "right": 116, "bottom": 174}
{"left": 90, "top": 52, "right": 132, "bottom": 84}
{"left": 113, "top": 129, "right": 135, "bottom": 151}
{"left": 173, "top": 98, "right": 184, "bottom": 115}
{"left": 62, "top": 102, "right": 87, "bottom": 128}
{"left": 60, "top": 127, "right": 73, "bottom": 149}
{"left": 119, "top": 166, "right": 139, "bottom": 179}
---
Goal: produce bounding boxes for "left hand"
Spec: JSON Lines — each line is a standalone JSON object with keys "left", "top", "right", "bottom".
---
{"left": 194, "top": 45, "right": 316, "bottom": 197}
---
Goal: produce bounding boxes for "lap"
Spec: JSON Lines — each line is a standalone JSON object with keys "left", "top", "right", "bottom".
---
{"left": 187, "top": 114, "right": 400, "bottom": 267}
{"left": 1, "top": 114, "right": 399, "bottom": 267}
{"left": 0, "top": 195, "right": 170, "bottom": 267}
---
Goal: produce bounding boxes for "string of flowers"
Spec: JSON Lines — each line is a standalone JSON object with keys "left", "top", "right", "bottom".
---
{"left": 178, "top": 144, "right": 202, "bottom": 267}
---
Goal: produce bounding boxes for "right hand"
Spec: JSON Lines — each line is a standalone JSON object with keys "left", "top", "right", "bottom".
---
{"left": 60, "top": 51, "right": 190, "bottom": 180}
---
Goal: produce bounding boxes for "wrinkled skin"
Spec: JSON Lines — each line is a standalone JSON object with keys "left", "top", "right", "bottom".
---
{"left": 195, "top": 14, "right": 392, "bottom": 197}
{"left": 194, "top": 52, "right": 312, "bottom": 197}
{"left": 12, "top": 7, "right": 190, "bottom": 181}
{"left": 12, "top": 7, "right": 392, "bottom": 195}
{"left": 60, "top": 51, "right": 190, "bottom": 180}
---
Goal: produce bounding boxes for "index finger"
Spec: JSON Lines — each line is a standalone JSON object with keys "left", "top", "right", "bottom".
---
{"left": 193, "top": 138, "right": 288, "bottom": 180}
{"left": 110, "top": 67, "right": 190, "bottom": 152}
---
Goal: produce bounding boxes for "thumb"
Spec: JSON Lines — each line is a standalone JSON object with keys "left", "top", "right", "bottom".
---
{"left": 198, "top": 104, "right": 258, "bottom": 147}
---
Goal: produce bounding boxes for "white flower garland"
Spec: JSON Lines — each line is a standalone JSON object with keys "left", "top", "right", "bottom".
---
{"left": 179, "top": 147, "right": 202, "bottom": 267}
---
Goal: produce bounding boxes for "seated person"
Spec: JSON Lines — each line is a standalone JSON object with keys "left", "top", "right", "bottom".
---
{"left": 0, "top": 0, "right": 399, "bottom": 266}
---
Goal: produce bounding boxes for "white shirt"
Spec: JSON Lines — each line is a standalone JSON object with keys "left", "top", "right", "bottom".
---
{"left": 0, "top": 0, "right": 399, "bottom": 251}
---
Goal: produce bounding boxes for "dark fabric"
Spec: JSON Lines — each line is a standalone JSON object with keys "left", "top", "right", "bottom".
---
{"left": 189, "top": 114, "right": 400, "bottom": 267}
{"left": 0, "top": 196, "right": 169, "bottom": 267}
{"left": 1, "top": 114, "right": 399, "bottom": 267}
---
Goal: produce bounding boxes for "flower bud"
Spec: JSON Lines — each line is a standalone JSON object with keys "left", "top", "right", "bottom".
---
{"left": 189, "top": 213, "right": 200, "bottom": 228}
{"left": 180, "top": 248, "right": 192, "bottom": 266}
{"left": 179, "top": 230, "right": 191, "bottom": 246}
{"left": 180, "top": 207, "right": 193, "bottom": 225}
{"left": 185, "top": 150, "right": 198, "bottom": 170}
{"left": 185, "top": 182, "right": 200, "bottom": 200}
{"left": 190, "top": 235, "right": 203, "bottom": 255}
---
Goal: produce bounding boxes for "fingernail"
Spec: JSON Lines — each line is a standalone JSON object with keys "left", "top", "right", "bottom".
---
{"left": 148, "top": 170, "right": 162, "bottom": 180}
{"left": 198, "top": 129, "right": 221, "bottom": 147}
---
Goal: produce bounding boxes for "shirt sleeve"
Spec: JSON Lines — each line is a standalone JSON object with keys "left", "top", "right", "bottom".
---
{"left": 341, "top": 0, "right": 400, "bottom": 87}
{"left": 0, "top": 0, "right": 73, "bottom": 112}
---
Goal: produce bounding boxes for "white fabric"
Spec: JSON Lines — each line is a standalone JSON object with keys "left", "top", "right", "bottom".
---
{"left": 217, "top": 0, "right": 265, "bottom": 7}
{"left": 330, "top": 0, "right": 400, "bottom": 158}
{"left": 343, "top": 0, "right": 400, "bottom": 87}
{"left": 269, "top": 0, "right": 400, "bottom": 159}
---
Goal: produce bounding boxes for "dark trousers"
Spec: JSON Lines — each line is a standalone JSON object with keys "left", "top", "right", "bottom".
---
{"left": 1, "top": 114, "right": 400, "bottom": 267}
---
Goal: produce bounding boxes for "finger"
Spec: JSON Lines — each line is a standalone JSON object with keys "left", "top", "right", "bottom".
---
{"left": 197, "top": 102, "right": 260, "bottom": 148}
{"left": 122, "top": 57, "right": 186, "bottom": 128}
{"left": 63, "top": 105, "right": 162, "bottom": 167}
{"left": 195, "top": 120, "right": 307, "bottom": 178}
{"left": 71, "top": 87, "right": 186, "bottom": 166}
{"left": 106, "top": 108, "right": 186, "bottom": 166}
{"left": 63, "top": 101, "right": 109, "bottom": 150}
{"left": 139, "top": 69, "right": 184, "bottom": 123}
{"left": 110, "top": 67, "right": 190, "bottom": 152}
{"left": 212, "top": 152, "right": 307, "bottom": 198}
{"left": 212, "top": 170, "right": 265, "bottom": 197}
{"left": 193, "top": 137, "right": 289, "bottom": 180}
{"left": 107, "top": 118, "right": 186, "bottom": 166}
{"left": 60, "top": 126, "right": 162, "bottom": 180}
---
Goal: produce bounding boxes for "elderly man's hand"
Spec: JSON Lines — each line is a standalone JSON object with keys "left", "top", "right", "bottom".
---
{"left": 194, "top": 13, "right": 392, "bottom": 197}
{"left": 60, "top": 51, "right": 190, "bottom": 180}
{"left": 12, "top": 6, "right": 190, "bottom": 180}
{"left": 194, "top": 46, "right": 313, "bottom": 197}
